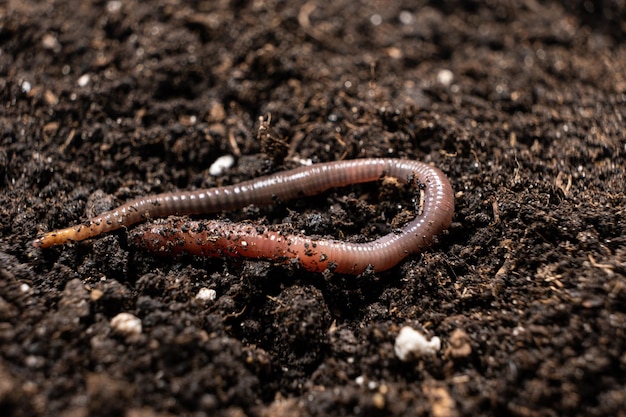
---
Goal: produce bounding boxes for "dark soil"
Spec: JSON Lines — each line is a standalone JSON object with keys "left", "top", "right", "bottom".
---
{"left": 1, "top": 1, "right": 625, "bottom": 416}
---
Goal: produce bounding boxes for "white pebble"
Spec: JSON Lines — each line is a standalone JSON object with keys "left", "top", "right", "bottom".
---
{"left": 436, "top": 69, "right": 454, "bottom": 87}
{"left": 110, "top": 312, "right": 142, "bottom": 336}
{"left": 42, "top": 33, "right": 61, "bottom": 51}
{"left": 370, "top": 14, "right": 382, "bottom": 26}
{"left": 106, "top": 0, "right": 122, "bottom": 13}
{"left": 394, "top": 326, "right": 440, "bottom": 361}
{"left": 21, "top": 81, "right": 31, "bottom": 93}
{"left": 196, "top": 287, "right": 217, "bottom": 301}
{"left": 209, "top": 154, "right": 235, "bottom": 176}
{"left": 77, "top": 73, "right": 91, "bottom": 87}
{"left": 399, "top": 11, "right": 413, "bottom": 25}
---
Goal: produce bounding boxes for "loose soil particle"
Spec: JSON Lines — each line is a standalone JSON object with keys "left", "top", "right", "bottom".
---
{"left": 1, "top": 1, "right": 625, "bottom": 416}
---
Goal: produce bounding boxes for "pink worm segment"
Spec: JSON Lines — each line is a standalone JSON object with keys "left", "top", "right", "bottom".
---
{"left": 34, "top": 159, "right": 454, "bottom": 274}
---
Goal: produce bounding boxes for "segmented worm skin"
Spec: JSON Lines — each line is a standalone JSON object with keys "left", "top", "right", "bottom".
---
{"left": 34, "top": 159, "right": 454, "bottom": 274}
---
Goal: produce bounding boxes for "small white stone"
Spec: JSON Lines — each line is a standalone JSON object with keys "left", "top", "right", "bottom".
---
{"left": 106, "top": 0, "right": 122, "bottom": 13}
{"left": 42, "top": 33, "right": 61, "bottom": 51}
{"left": 20, "top": 283, "right": 31, "bottom": 293}
{"left": 110, "top": 312, "right": 142, "bottom": 336}
{"left": 209, "top": 154, "right": 235, "bottom": 176}
{"left": 436, "top": 69, "right": 454, "bottom": 87}
{"left": 196, "top": 288, "right": 217, "bottom": 301}
{"left": 25, "top": 355, "right": 44, "bottom": 368}
{"left": 394, "top": 326, "right": 440, "bottom": 361}
{"left": 370, "top": 14, "right": 382, "bottom": 26}
{"left": 399, "top": 11, "right": 413, "bottom": 25}
{"left": 21, "top": 81, "right": 31, "bottom": 93}
{"left": 77, "top": 73, "right": 91, "bottom": 87}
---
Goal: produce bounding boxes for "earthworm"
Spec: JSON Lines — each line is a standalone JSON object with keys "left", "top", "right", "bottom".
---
{"left": 34, "top": 159, "right": 454, "bottom": 274}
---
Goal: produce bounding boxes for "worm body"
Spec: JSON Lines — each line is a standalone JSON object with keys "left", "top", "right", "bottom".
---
{"left": 34, "top": 159, "right": 454, "bottom": 274}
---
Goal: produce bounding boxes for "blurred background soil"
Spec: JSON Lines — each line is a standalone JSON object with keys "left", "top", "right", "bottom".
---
{"left": 1, "top": 1, "right": 625, "bottom": 416}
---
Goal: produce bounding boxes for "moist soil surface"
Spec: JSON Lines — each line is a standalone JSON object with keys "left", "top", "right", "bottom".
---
{"left": 1, "top": 1, "right": 625, "bottom": 416}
